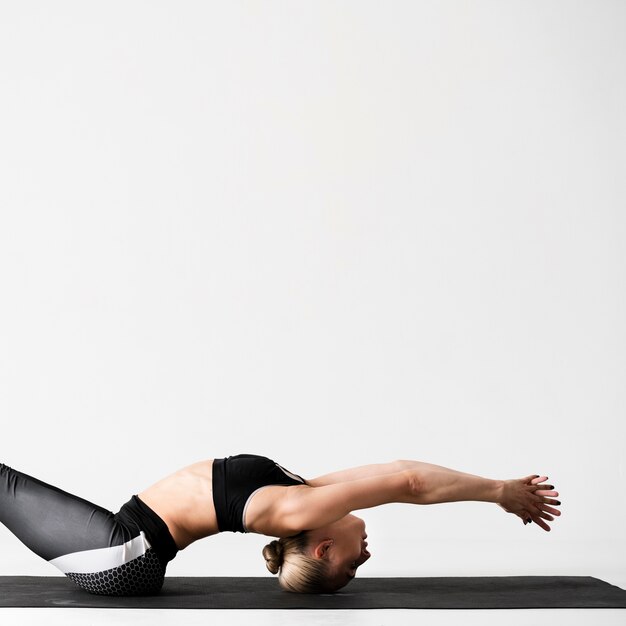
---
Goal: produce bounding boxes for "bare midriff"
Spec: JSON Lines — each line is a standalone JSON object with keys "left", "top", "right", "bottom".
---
{"left": 137, "top": 459, "right": 219, "bottom": 550}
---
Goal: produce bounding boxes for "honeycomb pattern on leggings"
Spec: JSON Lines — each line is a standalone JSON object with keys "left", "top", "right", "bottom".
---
{"left": 65, "top": 548, "right": 165, "bottom": 596}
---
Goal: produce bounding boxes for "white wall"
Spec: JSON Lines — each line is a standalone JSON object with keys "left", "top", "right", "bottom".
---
{"left": 1, "top": 1, "right": 624, "bottom": 588}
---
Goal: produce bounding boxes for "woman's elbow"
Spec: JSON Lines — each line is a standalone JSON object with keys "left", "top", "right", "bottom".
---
{"left": 401, "top": 469, "right": 425, "bottom": 503}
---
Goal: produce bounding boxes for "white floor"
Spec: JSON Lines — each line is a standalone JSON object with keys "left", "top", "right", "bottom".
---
{"left": 0, "top": 608, "right": 625, "bottom": 626}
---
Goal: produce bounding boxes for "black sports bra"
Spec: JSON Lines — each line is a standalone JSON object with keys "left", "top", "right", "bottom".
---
{"left": 212, "top": 454, "right": 305, "bottom": 533}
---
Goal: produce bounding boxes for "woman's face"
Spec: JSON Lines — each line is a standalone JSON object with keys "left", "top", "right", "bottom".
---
{"left": 320, "top": 514, "right": 371, "bottom": 589}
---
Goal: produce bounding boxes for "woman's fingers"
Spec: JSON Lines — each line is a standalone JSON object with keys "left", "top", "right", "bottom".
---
{"left": 529, "top": 477, "right": 560, "bottom": 495}
{"left": 527, "top": 477, "right": 559, "bottom": 497}
{"left": 542, "top": 497, "right": 561, "bottom": 506}
{"left": 531, "top": 516, "right": 551, "bottom": 531}
{"left": 532, "top": 509, "right": 555, "bottom": 522}
{"left": 540, "top": 504, "right": 561, "bottom": 516}
{"left": 535, "top": 489, "right": 559, "bottom": 497}
{"left": 508, "top": 476, "right": 562, "bottom": 531}
{"left": 531, "top": 494, "right": 558, "bottom": 507}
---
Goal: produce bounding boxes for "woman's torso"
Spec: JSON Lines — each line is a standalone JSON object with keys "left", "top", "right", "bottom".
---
{"left": 137, "top": 459, "right": 219, "bottom": 549}
{"left": 137, "top": 457, "right": 308, "bottom": 550}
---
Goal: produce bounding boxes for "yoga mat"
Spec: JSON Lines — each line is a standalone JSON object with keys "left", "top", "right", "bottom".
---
{"left": 1, "top": 576, "right": 625, "bottom": 609}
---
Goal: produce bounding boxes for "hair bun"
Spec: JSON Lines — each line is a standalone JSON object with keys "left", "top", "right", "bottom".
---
{"left": 262, "top": 539, "right": 284, "bottom": 575}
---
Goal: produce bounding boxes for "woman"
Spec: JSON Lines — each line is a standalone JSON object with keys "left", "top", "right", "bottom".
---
{"left": 0, "top": 455, "right": 561, "bottom": 595}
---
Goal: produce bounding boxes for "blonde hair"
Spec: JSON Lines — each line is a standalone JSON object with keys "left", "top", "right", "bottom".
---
{"left": 262, "top": 532, "right": 333, "bottom": 593}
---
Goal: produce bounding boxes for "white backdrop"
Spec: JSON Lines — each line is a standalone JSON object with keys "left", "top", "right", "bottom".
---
{"left": 0, "top": 1, "right": 624, "bottom": 588}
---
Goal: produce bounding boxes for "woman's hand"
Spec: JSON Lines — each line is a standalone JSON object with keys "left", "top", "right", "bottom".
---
{"left": 497, "top": 475, "right": 562, "bottom": 531}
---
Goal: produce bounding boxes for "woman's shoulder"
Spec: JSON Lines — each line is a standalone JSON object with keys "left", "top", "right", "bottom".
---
{"left": 243, "top": 483, "right": 311, "bottom": 536}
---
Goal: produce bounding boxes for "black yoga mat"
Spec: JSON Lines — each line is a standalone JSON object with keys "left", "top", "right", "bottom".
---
{"left": 1, "top": 576, "right": 625, "bottom": 609}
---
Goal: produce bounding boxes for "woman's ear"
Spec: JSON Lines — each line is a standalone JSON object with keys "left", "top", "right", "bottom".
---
{"left": 313, "top": 539, "right": 334, "bottom": 559}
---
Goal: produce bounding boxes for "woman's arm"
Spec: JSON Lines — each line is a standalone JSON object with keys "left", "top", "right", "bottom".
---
{"left": 403, "top": 461, "right": 505, "bottom": 504}
{"left": 281, "top": 471, "right": 414, "bottom": 531}
{"left": 408, "top": 462, "right": 561, "bottom": 530}
{"left": 281, "top": 463, "right": 502, "bottom": 531}
{"left": 306, "top": 459, "right": 505, "bottom": 502}
{"left": 281, "top": 461, "right": 560, "bottom": 532}
{"left": 305, "top": 461, "right": 405, "bottom": 486}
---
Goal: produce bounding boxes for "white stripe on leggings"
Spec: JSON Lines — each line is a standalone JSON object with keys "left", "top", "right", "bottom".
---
{"left": 48, "top": 532, "right": 152, "bottom": 574}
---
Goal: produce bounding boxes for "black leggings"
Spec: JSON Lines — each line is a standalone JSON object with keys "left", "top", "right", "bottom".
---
{"left": 0, "top": 463, "right": 178, "bottom": 596}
